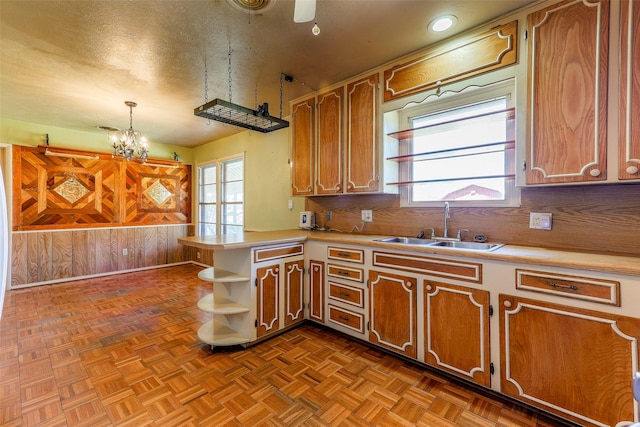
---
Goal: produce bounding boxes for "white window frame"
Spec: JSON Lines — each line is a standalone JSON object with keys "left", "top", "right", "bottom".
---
{"left": 197, "top": 153, "right": 245, "bottom": 236}
{"left": 398, "top": 80, "right": 520, "bottom": 208}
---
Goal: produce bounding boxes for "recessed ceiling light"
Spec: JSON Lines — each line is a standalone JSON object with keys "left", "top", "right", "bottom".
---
{"left": 429, "top": 15, "right": 458, "bottom": 32}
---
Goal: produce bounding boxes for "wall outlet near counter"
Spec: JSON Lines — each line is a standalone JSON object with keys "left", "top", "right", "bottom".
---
{"left": 530, "top": 212, "right": 552, "bottom": 230}
{"left": 361, "top": 209, "right": 373, "bottom": 222}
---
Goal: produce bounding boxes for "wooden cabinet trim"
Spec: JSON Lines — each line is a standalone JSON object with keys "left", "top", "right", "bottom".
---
{"left": 515, "top": 268, "right": 620, "bottom": 306}
{"left": 285, "top": 260, "right": 305, "bottom": 326}
{"left": 500, "top": 294, "right": 640, "bottom": 426}
{"left": 372, "top": 251, "right": 482, "bottom": 284}
{"left": 619, "top": 0, "right": 640, "bottom": 180}
{"left": 256, "top": 264, "right": 280, "bottom": 337}
{"left": 290, "top": 98, "right": 315, "bottom": 195}
{"left": 526, "top": 0, "right": 609, "bottom": 184}
{"left": 346, "top": 73, "right": 379, "bottom": 193}
{"left": 327, "top": 246, "right": 365, "bottom": 264}
{"left": 328, "top": 304, "right": 365, "bottom": 334}
{"left": 327, "top": 263, "right": 365, "bottom": 283}
{"left": 309, "top": 260, "right": 325, "bottom": 323}
{"left": 253, "top": 243, "right": 304, "bottom": 263}
{"left": 383, "top": 20, "right": 518, "bottom": 102}
{"left": 424, "top": 281, "right": 491, "bottom": 387}
{"left": 316, "top": 87, "right": 344, "bottom": 194}
{"left": 328, "top": 281, "right": 365, "bottom": 308}
{"left": 369, "top": 270, "right": 417, "bottom": 358}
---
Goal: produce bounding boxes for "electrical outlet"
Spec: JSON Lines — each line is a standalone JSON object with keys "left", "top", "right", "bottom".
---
{"left": 326, "top": 210, "right": 332, "bottom": 222}
{"left": 530, "top": 212, "right": 552, "bottom": 230}
{"left": 361, "top": 209, "right": 373, "bottom": 222}
{"left": 122, "top": 248, "right": 128, "bottom": 256}
{"left": 197, "top": 251, "right": 201, "bottom": 259}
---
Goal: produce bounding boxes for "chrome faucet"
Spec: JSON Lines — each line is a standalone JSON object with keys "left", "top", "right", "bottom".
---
{"left": 443, "top": 202, "right": 450, "bottom": 238}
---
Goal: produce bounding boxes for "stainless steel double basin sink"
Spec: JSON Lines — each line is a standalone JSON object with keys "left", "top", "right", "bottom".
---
{"left": 373, "top": 237, "right": 504, "bottom": 251}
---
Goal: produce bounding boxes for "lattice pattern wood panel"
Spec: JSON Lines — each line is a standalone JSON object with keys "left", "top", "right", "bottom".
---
{"left": 12, "top": 145, "right": 191, "bottom": 230}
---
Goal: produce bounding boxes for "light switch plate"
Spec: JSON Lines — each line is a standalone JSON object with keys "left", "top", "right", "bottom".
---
{"left": 361, "top": 209, "right": 373, "bottom": 222}
{"left": 530, "top": 212, "right": 552, "bottom": 230}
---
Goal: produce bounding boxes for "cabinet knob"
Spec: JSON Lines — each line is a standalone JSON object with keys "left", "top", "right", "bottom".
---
{"left": 626, "top": 165, "right": 639, "bottom": 175}
{"left": 504, "top": 300, "right": 512, "bottom": 308}
{"left": 589, "top": 169, "right": 601, "bottom": 177}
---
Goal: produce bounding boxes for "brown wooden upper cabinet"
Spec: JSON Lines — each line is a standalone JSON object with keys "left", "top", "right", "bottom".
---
{"left": 290, "top": 98, "right": 315, "bottom": 195}
{"left": 525, "top": 0, "right": 609, "bottom": 185}
{"left": 290, "top": 73, "right": 379, "bottom": 195}
{"left": 619, "top": 0, "right": 640, "bottom": 180}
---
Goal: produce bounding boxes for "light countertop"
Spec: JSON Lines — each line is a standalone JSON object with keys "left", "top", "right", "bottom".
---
{"left": 178, "top": 229, "right": 640, "bottom": 277}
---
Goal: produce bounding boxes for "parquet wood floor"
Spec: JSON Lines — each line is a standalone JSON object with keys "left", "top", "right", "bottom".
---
{"left": 1, "top": 264, "right": 577, "bottom": 426}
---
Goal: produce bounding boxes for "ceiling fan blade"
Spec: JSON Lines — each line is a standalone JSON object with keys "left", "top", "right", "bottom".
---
{"left": 294, "top": 0, "right": 316, "bottom": 23}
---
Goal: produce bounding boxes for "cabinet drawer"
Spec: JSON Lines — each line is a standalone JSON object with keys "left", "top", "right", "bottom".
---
{"left": 327, "top": 264, "right": 364, "bottom": 283}
{"left": 515, "top": 269, "right": 620, "bottom": 306}
{"left": 328, "top": 282, "right": 364, "bottom": 308}
{"left": 328, "top": 305, "right": 364, "bottom": 334}
{"left": 327, "top": 246, "right": 364, "bottom": 264}
{"left": 372, "top": 251, "right": 482, "bottom": 284}
{"left": 253, "top": 243, "right": 304, "bottom": 263}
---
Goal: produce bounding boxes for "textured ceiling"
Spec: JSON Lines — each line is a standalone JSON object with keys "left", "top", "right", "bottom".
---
{"left": 0, "top": 0, "right": 535, "bottom": 148}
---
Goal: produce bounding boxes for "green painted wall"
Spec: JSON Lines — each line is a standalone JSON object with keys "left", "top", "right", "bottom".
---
{"left": 192, "top": 128, "right": 304, "bottom": 231}
{"left": 0, "top": 118, "right": 193, "bottom": 164}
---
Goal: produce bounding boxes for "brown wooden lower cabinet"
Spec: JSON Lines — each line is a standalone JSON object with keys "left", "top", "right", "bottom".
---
{"left": 424, "top": 281, "right": 491, "bottom": 387}
{"left": 369, "top": 270, "right": 417, "bottom": 358}
{"left": 309, "top": 260, "right": 325, "bottom": 323}
{"left": 284, "top": 260, "right": 304, "bottom": 326}
{"left": 256, "top": 264, "right": 279, "bottom": 337}
{"left": 499, "top": 294, "right": 640, "bottom": 427}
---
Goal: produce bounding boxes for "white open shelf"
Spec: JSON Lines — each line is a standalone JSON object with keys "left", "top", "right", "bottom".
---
{"left": 197, "top": 319, "right": 251, "bottom": 347}
{"left": 198, "top": 267, "right": 249, "bottom": 283}
{"left": 197, "top": 293, "right": 250, "bottom": 314}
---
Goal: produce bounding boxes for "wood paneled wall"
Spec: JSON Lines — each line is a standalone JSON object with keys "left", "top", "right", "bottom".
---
{"left": 12, "top": 145, "right": 191, "bottom": 230}
{"left": 306, "top": 184, "right": 640, "bottom": 256}
{"left": 11, "top": 225, "right": 191, "bottom": 287}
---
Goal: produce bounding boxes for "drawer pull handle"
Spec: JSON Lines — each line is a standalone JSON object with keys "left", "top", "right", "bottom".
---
{"left": 337, "top": 270, "right": 350, "bottom": 276}
{"left": 549, "top": 282, "right": 578, "bottom": 291}
{"left": 338, "top": 315, "right": 350, "bottom": 322}
{"left": 337, "top": 252, "right": 351, "bottom": 258}
{"left": 338, "top": 291, "right": 350, "bottom": 297}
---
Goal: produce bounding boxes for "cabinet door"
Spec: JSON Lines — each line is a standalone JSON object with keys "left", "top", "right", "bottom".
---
{"left": 619, "top": 0, "right": 640, "bottom": 179}
{"left": 309, "top": 260, "right": 324, "bottom": 323}
{"left": 369, "top": 270, "right": 416, "bottom": 358}
{"left": 256, "top": 264, "right": 279, "bottom": 337}
{"left": 346, "top": 73, "right": 379, "bottom": 193}
{"left": 316, "top": 87, "right": 344, "bottom": 194}
{"left": 424, "top": 281, "right": 491, "bottom": 387}
{"left": 291, "top": 97, "right": 315, "bottom": 195}
{"left": 284, "top": 260, "right": 304, "bottom": 326}
{"left": 500, "top": 294, "right": 640, "bottom": 427}
{"left": 525, "top": 0, "right": 608, "bottom": 184}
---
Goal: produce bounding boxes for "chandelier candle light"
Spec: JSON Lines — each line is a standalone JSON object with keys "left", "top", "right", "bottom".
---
{"left": 111, "top": 101, "right": 149, "bottom": 161}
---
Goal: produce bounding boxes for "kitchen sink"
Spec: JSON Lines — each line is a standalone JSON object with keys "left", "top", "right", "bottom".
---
{"left": 373, "top": 237, "right": 504, "bottom": 251}
{"left": 429, "top": 241, "right": 505, "bottom": 251}
{"left": 373, "top": 237, "right": 437, "bottom": 245}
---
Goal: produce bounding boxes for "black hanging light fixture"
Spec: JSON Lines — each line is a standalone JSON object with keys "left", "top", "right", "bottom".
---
{"left": 194, "top": 49, "right": 289, "bottom": 133}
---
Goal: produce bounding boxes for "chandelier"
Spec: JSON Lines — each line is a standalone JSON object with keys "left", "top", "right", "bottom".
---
{"left": 111, "top": 101, "right": 149, "bottom": 161}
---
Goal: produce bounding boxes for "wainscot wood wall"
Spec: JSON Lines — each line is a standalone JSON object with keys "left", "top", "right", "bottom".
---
{"left": 11, "top": 225, "right": 193, "bottom": 287}
{"left": 305, "top": 183, "right": 640, "bottom": 256}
